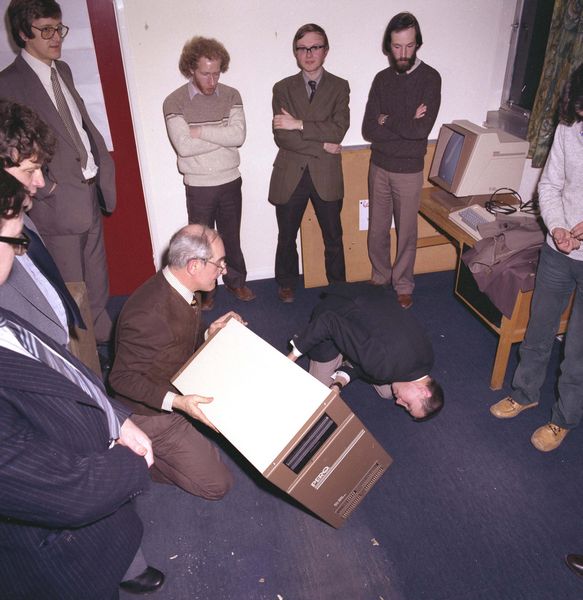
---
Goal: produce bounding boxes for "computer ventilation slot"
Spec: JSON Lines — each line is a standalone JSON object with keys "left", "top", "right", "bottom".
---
{"left": 335, "top": 462, "right": 385, "bottom": 519}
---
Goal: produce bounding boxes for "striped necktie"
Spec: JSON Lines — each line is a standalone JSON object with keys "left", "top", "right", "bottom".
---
{"left": 51, "top": 67, "right": 89, "bottom": 169}
{"left": 0, "top": 314, "right": 120, "bottom": 441}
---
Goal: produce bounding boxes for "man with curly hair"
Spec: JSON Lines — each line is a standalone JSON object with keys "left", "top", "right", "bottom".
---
{"left": 163, "top": 36, "right": 255, "bottom": 310}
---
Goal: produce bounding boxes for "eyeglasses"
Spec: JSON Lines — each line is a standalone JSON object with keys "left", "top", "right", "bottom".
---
{"left": 189, "top": 256, "right": 227, "bottom": 273}
{"left": 205, "top": 258, "right": 227, "bottom": 273}
{"left": 295, "top": 45, "right": 326, "bottom": 55}
{"left": 31, "top": 24, "right": 69, "bottom": 40}
{"left": 0, "top": 231, "right": 30, "bottom": 256}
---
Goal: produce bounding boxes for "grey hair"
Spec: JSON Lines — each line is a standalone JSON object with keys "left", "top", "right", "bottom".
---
{"left": 167, "top": 224, "right": 219, "bottom": 268}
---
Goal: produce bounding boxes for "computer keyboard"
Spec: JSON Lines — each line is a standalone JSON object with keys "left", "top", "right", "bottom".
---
{"left": 448, "top": 204, "right": 496, "bottom": 241}
{"left": 459, "top": 207, "right": 491, "bottom": 231}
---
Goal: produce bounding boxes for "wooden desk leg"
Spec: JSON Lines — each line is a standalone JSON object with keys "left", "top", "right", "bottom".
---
{"left": 490, "top": 331, "right": 513, "bottom": 390}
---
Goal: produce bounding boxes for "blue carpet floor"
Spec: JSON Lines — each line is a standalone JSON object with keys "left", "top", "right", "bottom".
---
{"left": 115, "top": 271, "right": 583, "bottom": 600}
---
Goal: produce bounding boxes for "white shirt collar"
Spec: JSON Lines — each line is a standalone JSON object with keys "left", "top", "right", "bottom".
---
{"left": 188, "top": 80, "right": 219, "bottom": 99}
{"left": 163, "top": 266, "right": 194, "bottom": 304}
{"left": 21, "top": 48, "right": 54, "bottom": 86}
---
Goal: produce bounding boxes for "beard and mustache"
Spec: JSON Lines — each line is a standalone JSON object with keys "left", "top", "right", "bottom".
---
{"left": 390, "top": 49, "right": 417, "bottom": 74}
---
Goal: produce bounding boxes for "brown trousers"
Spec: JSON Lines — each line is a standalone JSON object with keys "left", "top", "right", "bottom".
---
{"left": 131, "top": 412, "right": 233, "bottom": 500}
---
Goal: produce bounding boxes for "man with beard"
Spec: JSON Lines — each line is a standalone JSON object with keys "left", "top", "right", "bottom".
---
{"left": 362, "top": 12, "right": 441, "bottom": 309}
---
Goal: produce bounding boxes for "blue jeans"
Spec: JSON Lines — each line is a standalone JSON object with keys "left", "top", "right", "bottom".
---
{"left": 512, "top": 244, "right": 583, "bottom": 429}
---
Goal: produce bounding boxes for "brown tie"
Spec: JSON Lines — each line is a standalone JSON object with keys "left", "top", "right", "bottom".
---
{"left": 308, "top": 80, "right": 317, "bottom": 103}
{"left": 51, "top": 67, "right": 88, "bottom": 169}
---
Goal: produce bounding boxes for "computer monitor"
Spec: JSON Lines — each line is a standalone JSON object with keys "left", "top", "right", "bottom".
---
{"left": 429, "top": 120, "right": 529, "bottom": 198}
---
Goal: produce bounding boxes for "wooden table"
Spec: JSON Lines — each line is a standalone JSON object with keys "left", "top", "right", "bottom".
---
{"left": 419, "top": 187, "right": 572, "bottom": 390}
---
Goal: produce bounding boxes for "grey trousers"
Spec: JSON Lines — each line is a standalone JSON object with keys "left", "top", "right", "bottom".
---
{"left": 42, "top": 194, "right": 112, "bottom": 343}
{"left": 367, "top": 163, "right": 423, "bottom": 294}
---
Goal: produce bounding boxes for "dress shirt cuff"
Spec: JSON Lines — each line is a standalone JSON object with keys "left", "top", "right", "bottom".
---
{"left": 289, "top": 339, "right": 303, "bottom": 358}
{"left": 332, "top": 370, "right": 350, "bottom": 386}
{"left": 162, "top": 391, "right": 176, "bottom": 412}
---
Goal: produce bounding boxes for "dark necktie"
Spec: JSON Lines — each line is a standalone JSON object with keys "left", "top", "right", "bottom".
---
{"left": 23, "top": 225, "right": 85, "bottom": 330}
{"left": 0, "top": 313, "right": 119, "bottom": 441}
{"left": 308, "top": 80, "right": 317, "bottom": 103}
{"left": 51, "top": 67, "right": 88, "bottom": 169}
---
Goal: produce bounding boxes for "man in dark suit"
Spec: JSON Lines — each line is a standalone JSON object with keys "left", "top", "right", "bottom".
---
{"left": 0, "top": 0, "right": 117, "bottom": 343}
{"left": 288, "top": 282, "right": 444, "bottom": 420}
{"left": 269, "top": 23, "right": 350, "bottom": 303}
{"left": 110, "top": 224, "right": 244, "bottom": 499}
{"left": 0, "top": 173, "right": 162, "bottom": 598}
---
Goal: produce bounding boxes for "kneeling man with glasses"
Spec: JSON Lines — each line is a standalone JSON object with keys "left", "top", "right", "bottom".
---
{"left": 110, "top": 224, "right": 246, "bottom": 500}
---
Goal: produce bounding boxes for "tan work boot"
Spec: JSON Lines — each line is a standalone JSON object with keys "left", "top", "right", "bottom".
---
{"left": 490, "top": 396, "right": 538, "bottom": 419}
{"left": 531, "top": 423, "right": 569, "bottom": 452}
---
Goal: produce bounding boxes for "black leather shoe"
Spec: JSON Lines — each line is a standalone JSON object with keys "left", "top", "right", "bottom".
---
{"left": 566, "top": 554, "right": 583, "bottom": 579}
{"left": 120, "top": 566, "right": 165, "bottom": 594}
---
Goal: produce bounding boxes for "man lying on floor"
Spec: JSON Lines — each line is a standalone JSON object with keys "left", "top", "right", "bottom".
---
{"left": 288, "top": 282, "right": 444, "bottom": 420}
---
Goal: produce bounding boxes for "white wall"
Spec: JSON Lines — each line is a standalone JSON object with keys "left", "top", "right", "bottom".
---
{"left": 114, "top": 0, "right": 517, "bottom": 278}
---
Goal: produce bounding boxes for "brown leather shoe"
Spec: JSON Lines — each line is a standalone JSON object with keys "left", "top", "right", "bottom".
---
{"left": 490, "top": 396, "right": 538, "bottom": 419}
{"left": 397, "top": 294, "right": 413, "bottom": 309}
{"left": 226, "top": 284, "right": 256, "bottom": 302}
{"left": 278, "top": 286, "right": 295, "bottom": 303}
{"left": 531, "top": 422, "right": 569, "bottom": 452}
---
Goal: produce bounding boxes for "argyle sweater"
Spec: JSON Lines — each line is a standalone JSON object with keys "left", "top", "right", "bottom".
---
{"left": 163, "top": 83, "right": 246, "bottom": 186}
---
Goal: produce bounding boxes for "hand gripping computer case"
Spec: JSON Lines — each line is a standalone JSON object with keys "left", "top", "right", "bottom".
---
{"left": 172, "top": 318, "right": 392, "bottom": 528}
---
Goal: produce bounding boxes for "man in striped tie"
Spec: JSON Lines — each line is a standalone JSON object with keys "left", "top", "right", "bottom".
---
{"left": 0, "top": 0, "right": 117, "bottom": 345}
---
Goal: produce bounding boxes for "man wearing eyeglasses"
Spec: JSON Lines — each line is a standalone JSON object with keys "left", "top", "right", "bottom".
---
{"left": 269, "top": 23, "right": 350, "bottom": 304}
{"left": 0, "top": 101, "right": 165, "bottom": 596}
{"left": 0, "top": 0, "right": 117, "bottom": 347}
{"left": 110, "top": 224, "right": 245, "bottom": 500}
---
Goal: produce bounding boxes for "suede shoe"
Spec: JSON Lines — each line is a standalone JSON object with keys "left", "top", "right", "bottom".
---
{"left": 120, "top": 566, "right": 165, "bottom": 594}
{"left": 397, "top": 294, "right": 413, "bottom": 309}
{"left": 278, "top": 286, "right": 295, "bottom": 303}
{"left": 490, "top": 396, "right": 538, "bottom": 419}
{"left": 565, "top": 554, "right": 583, "bottom": 579}
{"left": 531, "top": 422, "right": 569, "bottom": 452}
{"left": 226, "top": 284, "right": 256, "bottom": 302}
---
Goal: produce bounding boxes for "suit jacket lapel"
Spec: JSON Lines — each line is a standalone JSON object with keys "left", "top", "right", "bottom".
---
{"left": 0, "top": 307, "right": 104, "bottom": 394}
{"left": 14, "top": 55, "right": 78, "bottom": 154}
{"left": 6, "top": 260, "right": 63, "bottom": 327}
{"left": 290, "top": 72, "right": 311, "bottom": 114}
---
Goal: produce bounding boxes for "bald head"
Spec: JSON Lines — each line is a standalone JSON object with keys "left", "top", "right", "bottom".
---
{"left": 167, "top": 224, "right": 220, "bottom": 268}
